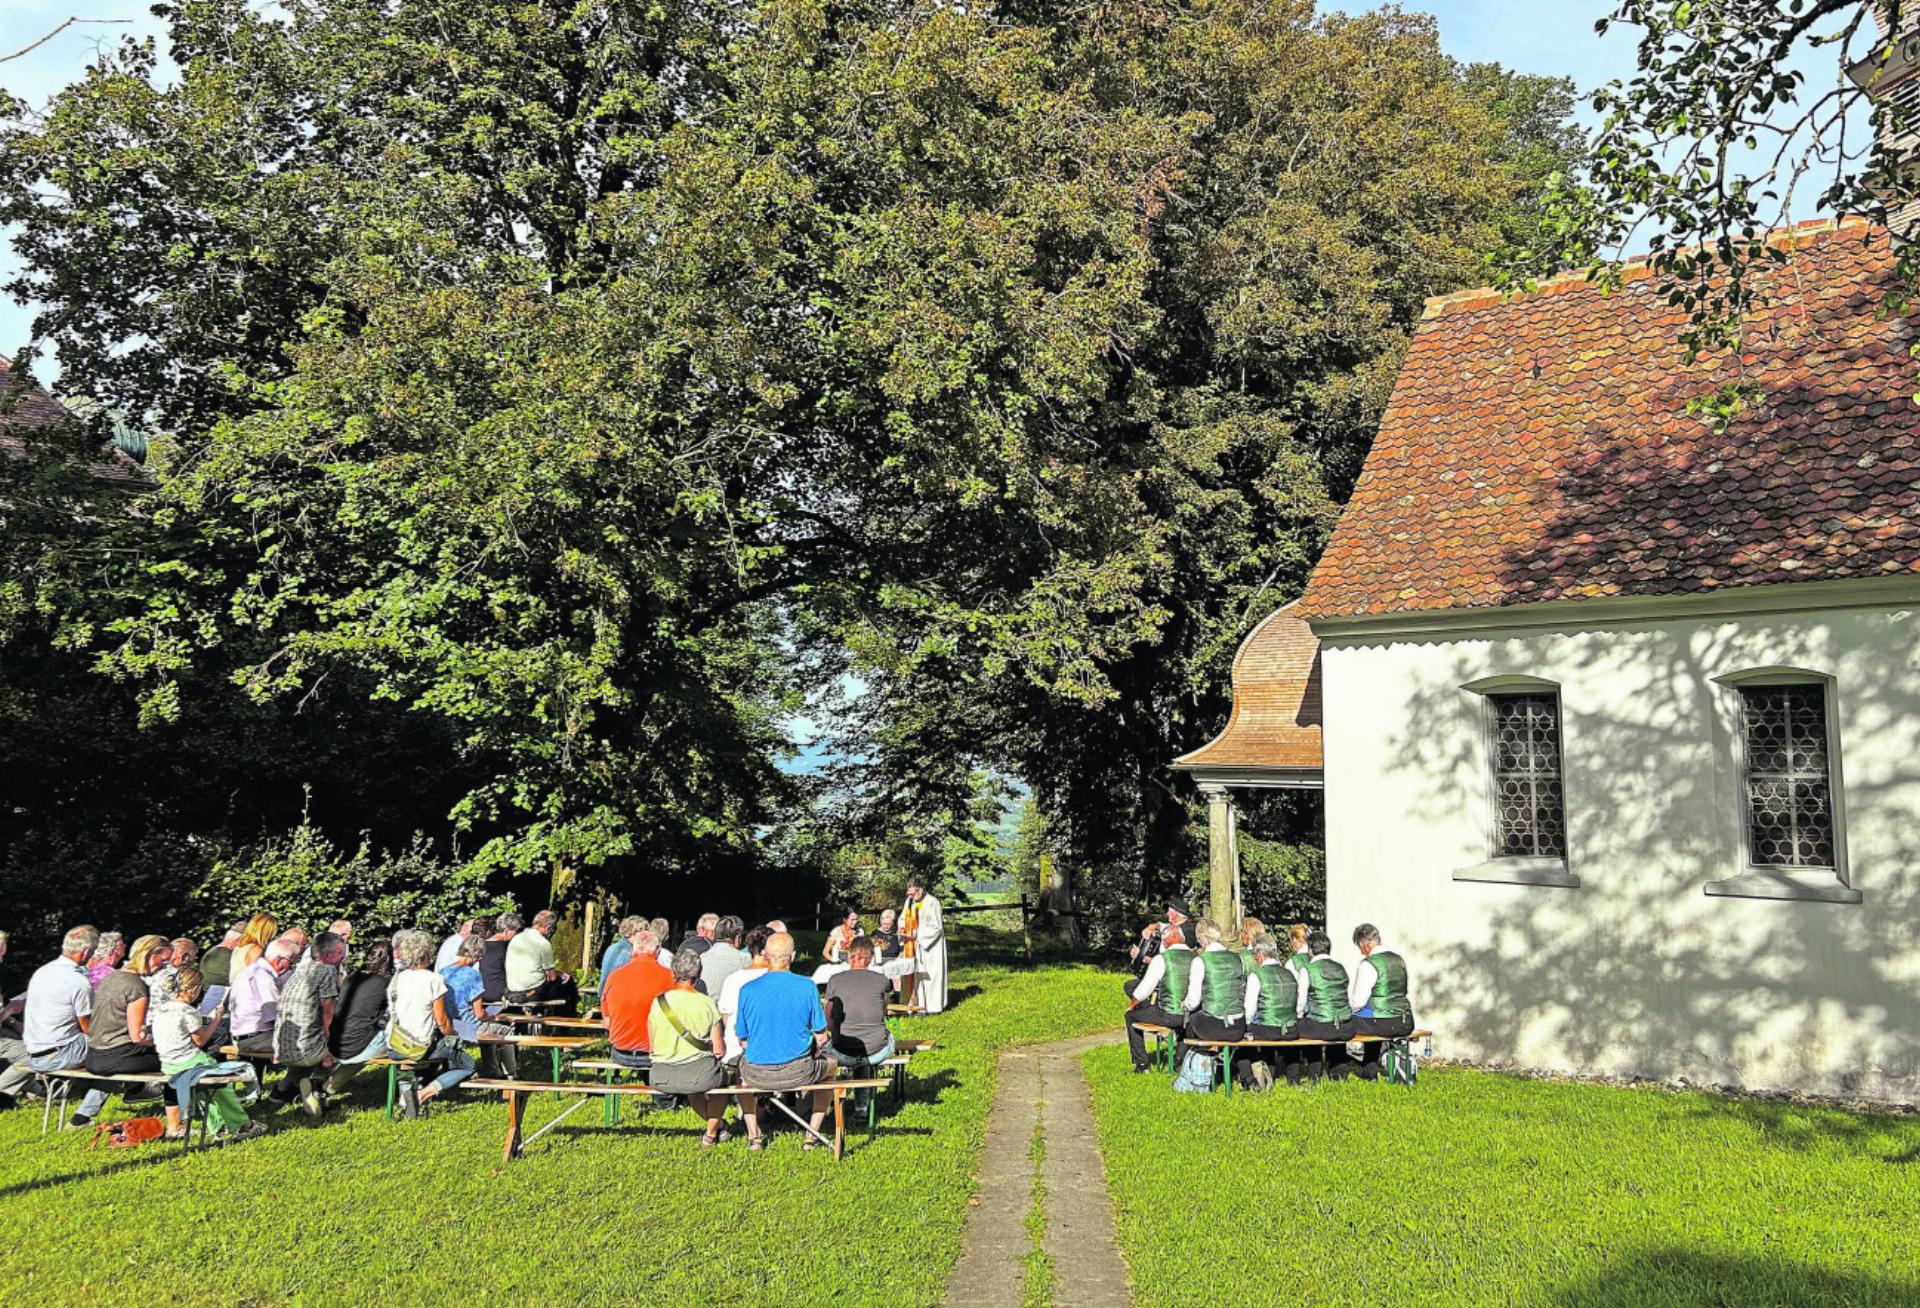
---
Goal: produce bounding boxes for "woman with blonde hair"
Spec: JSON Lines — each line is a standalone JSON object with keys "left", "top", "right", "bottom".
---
{"left": 230, "top": 913, "right": 279, "bottom": 974}
{"left": 1287, "top": 924, "right": 1311, "bottom": 970}
{"left": 77, "top": 934, "right": 177, "bottom": 1129}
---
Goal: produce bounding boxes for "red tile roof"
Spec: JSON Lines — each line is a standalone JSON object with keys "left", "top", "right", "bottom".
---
{"left": 1173, "top": 601, "right": 1322, "bottom": 773}
{"left": 0, "top": 355, "right": 148, "bottom": 487}
{"left": 1298, "top": 218, "right": 1920, "bottom": 622}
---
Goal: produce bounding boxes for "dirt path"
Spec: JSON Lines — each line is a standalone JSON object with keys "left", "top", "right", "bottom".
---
{"left": 945, "top": 1032, "right": 1130, "bottom": 1308}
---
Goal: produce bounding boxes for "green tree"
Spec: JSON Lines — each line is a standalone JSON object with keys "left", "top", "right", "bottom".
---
{"left": 826, "top": 2, "right": 1588, "bottom": 945}
{"left": 0, "top": 0, "right": 1584, "bottom": 931}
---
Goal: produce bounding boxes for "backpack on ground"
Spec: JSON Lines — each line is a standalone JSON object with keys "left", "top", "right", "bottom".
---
{"left": 1381, "top": 1039, "right": 1418, "bottom": 1088}
{"left": 89, "top": 1116, "right": 167, "bottom": 1149}
{"left": 1171, "top": 1047, "right": 1217, "bottom": 1094}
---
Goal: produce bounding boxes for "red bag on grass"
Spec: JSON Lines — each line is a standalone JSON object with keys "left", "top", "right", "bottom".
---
{"left": 89, "top": 1117, "right": 167, "bottom": 1149}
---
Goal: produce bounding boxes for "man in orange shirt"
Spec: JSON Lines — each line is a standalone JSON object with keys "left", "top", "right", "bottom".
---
{"left": 601, "top": 929, "right": 673, "bottom": 1078}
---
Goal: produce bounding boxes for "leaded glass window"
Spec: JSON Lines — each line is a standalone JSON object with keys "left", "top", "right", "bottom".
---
{"left": 1488, "top": 693, "right": 1566, "bottom": 858}
{"left": 1738, "top": 684, "right": 1835, "bottom": 869}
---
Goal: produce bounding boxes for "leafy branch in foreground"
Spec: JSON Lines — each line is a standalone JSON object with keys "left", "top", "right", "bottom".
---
{"left": 1500, "top": 1, "right": 1920, "bottom": 424}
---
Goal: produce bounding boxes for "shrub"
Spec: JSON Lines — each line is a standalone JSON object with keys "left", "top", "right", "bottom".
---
{"left": 192, "top": 819, "right": 509, "bottom": 943}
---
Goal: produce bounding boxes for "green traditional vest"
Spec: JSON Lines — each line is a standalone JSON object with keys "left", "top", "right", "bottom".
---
{"left": 1156, "top": 947, "right": 1194, "bottom": 1011}
{"left": 1289, "top": 949, "right": 1311, "bottom": 972}
{"left": 1303, "top": 957, "right": 1353, "bottom": 1024}
{"left": 1235, "top": 949, "right": 1256, "bottom": 976}
{"left": 1364, "top": 950, "right": 1411, "bottom": 1020}
{"left": 1197, "top": 948, "right": 1245, "bottom": 1019}
{"left": 1253, "top": 961, "right": 1299, "bottom": 1031}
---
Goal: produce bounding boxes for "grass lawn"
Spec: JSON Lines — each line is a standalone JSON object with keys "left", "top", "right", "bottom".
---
{"left": 1084, "top": 1045, "right": 1920, "bottom": 1307}
{"left": 0, "top": 928, "right": 1115, "bottom": 1307}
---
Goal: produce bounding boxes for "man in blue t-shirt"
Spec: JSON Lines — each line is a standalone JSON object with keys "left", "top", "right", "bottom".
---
{"left": 735, "top": 932, "right": 832, "bottom": 1150}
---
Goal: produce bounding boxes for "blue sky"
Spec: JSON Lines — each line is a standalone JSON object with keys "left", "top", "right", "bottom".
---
{"left": 0, "top": 2, "right": 1637, "bottom": 372}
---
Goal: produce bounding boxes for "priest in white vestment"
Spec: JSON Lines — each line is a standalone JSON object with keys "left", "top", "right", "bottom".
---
{"left": 903, "top": 880, "right": 949, "bottom": 1013}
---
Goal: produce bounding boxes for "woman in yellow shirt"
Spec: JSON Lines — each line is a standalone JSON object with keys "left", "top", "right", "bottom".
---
{"left": 647, "top": 948, "right": 732, "bottom": 1146}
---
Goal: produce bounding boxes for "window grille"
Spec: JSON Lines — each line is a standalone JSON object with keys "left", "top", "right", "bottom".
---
{"left": 1738, "top": 684, "right": 1835, "bottom": 869}
{"left": 1488, "top": 693, "right": 1566, "bottom": 858}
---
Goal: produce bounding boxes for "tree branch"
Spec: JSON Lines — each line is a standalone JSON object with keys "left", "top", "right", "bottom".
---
{"left": 1, "top": 17, "right": 130, "bottom": 65}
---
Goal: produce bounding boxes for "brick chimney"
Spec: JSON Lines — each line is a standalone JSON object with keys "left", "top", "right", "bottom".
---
{"left": 1852, "top": 3, "right": 1920, "bottom": 240}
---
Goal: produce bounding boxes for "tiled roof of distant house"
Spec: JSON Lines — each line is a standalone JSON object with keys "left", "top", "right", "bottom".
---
{"left": 1173, "top": 602, "right": 1321, "bottom": 775}
{"left": 1298, "top": 218, "right": 1920, "bottom": 622}
{"left": 0, "top": 355, "right": 149, "bottom": 488}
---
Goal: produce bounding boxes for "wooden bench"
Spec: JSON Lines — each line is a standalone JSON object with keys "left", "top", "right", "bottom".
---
{"left": 494, "top": 998, "right": 569, "bottom": 1013}
{"left": 1182, "top": 1029, "right": 1434, "bottom": 1096}
{"left": 477, "top": 1032, "right": 604, "bottom": 1081}
{"left": 708, "top": 1079, "right": 891, "bottom": 1160}
{"left": 468, "top": 1075, "right": 890, "bottom": 1162}
{"left": 1131, "top": 1022, "right": 1177, "bottom": 1071}
{"left": 38, "top": 1067, "right": 251, "bottom": 1150}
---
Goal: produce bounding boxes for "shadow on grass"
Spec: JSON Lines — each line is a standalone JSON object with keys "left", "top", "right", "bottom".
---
{"left": 1552, "top": 1248, "right": 1920, "bottom": 1307}
{"left": 1671, "top": 1093, "right": 1920, "bottom": 1161}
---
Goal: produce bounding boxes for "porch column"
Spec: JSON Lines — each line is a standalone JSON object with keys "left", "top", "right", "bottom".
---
{"left": 1199, "top": 783, "right": 1239, "bottom": 928}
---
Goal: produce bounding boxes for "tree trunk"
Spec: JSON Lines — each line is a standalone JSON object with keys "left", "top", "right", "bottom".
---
{"left": 1041, "top": 851, "right": 1082, "bottom": 948}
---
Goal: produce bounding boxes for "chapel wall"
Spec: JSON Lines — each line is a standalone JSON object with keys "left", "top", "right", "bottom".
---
{"left": 1319, "top": 598, "right": 1920, "bottom": 1100}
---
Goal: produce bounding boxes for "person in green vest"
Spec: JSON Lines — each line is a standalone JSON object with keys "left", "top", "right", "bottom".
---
{"left": 1286, "top": 923, "right": 1311, "bottom": 972}
{"left": 1241, "top": 935, "right": 1307, "bottom": 1089}
{"left": 1235, "top": 917, "right": 1266, "bottom": 974}
{"left": 1124, "top": 925, "right": 1193, "bottom": 1073}
{"left": 1350, "top": 923, "right": 1415, "bottom": 1081}
{"left": 1295, "top": 928, "right": 1358, "bottom": 1081}
{"left": 1177, "top": 918, "right": 1247, "bottom": 1058}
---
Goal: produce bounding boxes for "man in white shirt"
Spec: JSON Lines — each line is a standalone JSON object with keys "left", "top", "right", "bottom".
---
{"left": 1348, "top": 923, "right": 1415, "bottom": 1081}
{"left": 231, "top": 939, "right": 300, "bottom": 1058}
{"left": 1124, "top": 925, "right": 1192, "bottom": 1073}
{"left": 717, "top": 927, "right": 772, "bottom": 1066}
{"left": 504, "top": 909, "right": 579, "bottom": 1008}
{"left": 435, "top": 918, "right": 482, "bottom": 973}
{"left": 0, "top": 926, "right": 100, "bottom": 1110}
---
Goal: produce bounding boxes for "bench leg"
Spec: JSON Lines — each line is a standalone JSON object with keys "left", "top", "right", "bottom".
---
{"left": 833, "top": 1090, "right": 846, "bottom": 1162}
{"left": 1221, "top": 1048, "right": 1233, "bottom": 1097}
{"left": 603, "top": 1067, "right": 617, "bottom": 1127}
{"left": 503, "top": 1089, "right": 525, "bottom": 1161}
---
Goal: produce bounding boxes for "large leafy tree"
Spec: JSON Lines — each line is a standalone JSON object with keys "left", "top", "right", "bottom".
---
{"left": 0, "top": 0, "right": 1583, "bottom": 922}
{"left": 822, "top": 3, "right": 1589, "bottom": 931}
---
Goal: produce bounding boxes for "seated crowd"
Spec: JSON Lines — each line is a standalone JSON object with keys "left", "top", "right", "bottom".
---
{"left": 0, "top": 904, "right": 909, "bottom": 1150}
{"left": 1125, "top": 902, "right": 1416, "bottom": 1089}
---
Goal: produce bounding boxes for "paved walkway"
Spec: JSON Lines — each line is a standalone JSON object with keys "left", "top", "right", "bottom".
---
{"left": 945, "top": 1032, "right": 1131, "bottom": 1308}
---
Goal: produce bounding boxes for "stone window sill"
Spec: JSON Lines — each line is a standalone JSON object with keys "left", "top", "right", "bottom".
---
{"left": 1452, "top": 856, "right": 1580, "bottom": 888}
{"left": 1704, "top": 871, "right": 1863, "bottom": 905}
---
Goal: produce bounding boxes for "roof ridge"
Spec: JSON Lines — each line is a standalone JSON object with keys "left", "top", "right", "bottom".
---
{"left": 1421, "top": 215, "right": 1878, "bottom": 321}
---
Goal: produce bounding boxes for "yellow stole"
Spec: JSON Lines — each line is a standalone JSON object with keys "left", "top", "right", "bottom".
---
{"left": 901, "top": 899, "right": 920, "bottom": 958}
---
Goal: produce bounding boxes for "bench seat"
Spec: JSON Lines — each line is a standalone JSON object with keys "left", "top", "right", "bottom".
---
{"left": 469, "top": 1075, "right": 891, "bottom": 1162}
{"left": 38, "top": 1066, "right": 250, "bottom": 1149}
{"left": 1181, "top": 1030, "right": 1434, "bottom": 1096}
